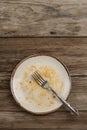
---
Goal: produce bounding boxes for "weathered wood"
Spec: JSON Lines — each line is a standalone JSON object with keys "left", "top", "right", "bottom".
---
{"left": 0, "top": 38, "right": 87, "bottom": 129}
{"left": 0, "top": 90, "right": 87, "bottom": 111}
{"left": 0, "top": 111, "right": 87, "bottom": 129}
{"left": 0, "top": 0, "right": 87, "bottom": 37}
{"left": 0, "top": 72, "right": 87, "bottom": 92}
{"left": 0, "top": 38, "right": 87, "bottom": 75}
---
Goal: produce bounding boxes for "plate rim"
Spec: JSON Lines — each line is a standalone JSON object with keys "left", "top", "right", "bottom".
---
{"left": 10, "top": 54, "right": 72, "bottom": 115}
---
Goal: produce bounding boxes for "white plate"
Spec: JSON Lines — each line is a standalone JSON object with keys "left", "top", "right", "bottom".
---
{"left": 10, "top": 55, "right": 71, "bottom": 114}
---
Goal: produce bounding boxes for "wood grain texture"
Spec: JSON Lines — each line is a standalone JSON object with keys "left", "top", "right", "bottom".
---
{"left": 0, "top": 90, "right": 87, "bottom": 112}
{"left": 0, "top": 112, "right": 87, "bottom": 129}
{"left": 0, "top": 38, "right": 87, "bottom": 75}
{"left": 0, "top": 38, "right": 87, "bottom": 129}
{"left": 0, "top": 0, "right": 87, "bottom": 37}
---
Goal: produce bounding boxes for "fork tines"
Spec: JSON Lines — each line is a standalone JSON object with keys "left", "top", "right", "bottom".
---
{"left": 32, "top": 71, "right": 45, "bottom": 86}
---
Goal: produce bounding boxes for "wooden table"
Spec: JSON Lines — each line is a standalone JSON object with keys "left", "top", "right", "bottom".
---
{"left": 0, "top": 0, "right": 87, "bottom": 130}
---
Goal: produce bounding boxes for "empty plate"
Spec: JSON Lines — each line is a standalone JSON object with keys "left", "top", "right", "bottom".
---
{"left": 10, "top": 55, "right": 71, "bottom": 114}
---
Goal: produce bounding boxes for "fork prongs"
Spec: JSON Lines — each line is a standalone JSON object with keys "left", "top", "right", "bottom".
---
{"left": 34, "top": 71, "right": 45, "bottom": 82}
{"left": 32, "top": 71, "right": 45, "bottom": 86}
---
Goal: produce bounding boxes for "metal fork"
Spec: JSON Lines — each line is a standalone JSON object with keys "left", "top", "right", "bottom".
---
{"left": 32, "top": 71, "right": 79, "bottom": 116}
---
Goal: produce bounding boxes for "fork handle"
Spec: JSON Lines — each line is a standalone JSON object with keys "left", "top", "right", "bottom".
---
{"left": 49, "top": 87, "right": 79, "bottom": 116}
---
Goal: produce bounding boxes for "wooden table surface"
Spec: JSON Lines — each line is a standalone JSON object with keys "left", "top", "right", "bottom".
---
{"left": 0, "top": 0, "right": 87, "bottom": 129}
{"left": 0, "top": 0, "right": 87, "bottom": 37}
{"left": 0, "top": 38, "right": 87, "bottom": 129}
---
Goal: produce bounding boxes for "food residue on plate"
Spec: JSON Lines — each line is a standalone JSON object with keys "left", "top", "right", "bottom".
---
{"left": 19, "top": 65, "right": 63, "bottom": 109}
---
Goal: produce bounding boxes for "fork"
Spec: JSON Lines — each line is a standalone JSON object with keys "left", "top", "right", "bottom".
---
{"left": 31, "top": 71, "right": 79, "bottom": 116}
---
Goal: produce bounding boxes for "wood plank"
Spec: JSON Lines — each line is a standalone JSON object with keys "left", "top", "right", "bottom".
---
{"left": 0, "top": 71, "right": 87, "bottom": 92}
{"left": 0, "top": 0, "right": 87, "bottom": 37}
{"left": 0, "top": 90, "right": 87, "bottom": 111}
{"left": 0, "top": 38, "right": 87, "bottom": 76}
{"left": 0, "top": 111, "right": 87, "bottom": 129}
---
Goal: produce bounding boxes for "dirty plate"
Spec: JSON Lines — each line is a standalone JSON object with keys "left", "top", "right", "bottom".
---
{"left": 10, "top": 55, "right": 71, "bottom": 115}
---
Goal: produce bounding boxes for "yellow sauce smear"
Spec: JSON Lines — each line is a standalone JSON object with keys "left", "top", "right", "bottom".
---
{"left": 20, "top": 65, "right": 63, "bottom": 109}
